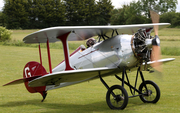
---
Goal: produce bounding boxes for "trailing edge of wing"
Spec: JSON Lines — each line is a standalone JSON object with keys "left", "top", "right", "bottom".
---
{"left": 28, "top": 67, "right": 119, "bottom": 87}
{"left": 23, "top": 23, "right": 170, "bottom": 43}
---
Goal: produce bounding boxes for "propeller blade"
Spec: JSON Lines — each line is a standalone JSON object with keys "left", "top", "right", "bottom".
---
{"left": 150, "top": 10, "right": 159, "bottom": 35}
{"left": 150, "top": 10, "right": 162, "bottom": 72}
{"left": 151, "top": 45, "right": 162, "bottom": 72}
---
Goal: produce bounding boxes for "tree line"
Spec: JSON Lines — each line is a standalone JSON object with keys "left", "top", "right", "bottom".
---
{"left": 0, "top": 0, "right": 179, "bottom": 29}
{"left": 110, "top": 0, "right": 180, "bottom": 28}
{"left": 0, "top": 0, "right": 113, "bottom": 29}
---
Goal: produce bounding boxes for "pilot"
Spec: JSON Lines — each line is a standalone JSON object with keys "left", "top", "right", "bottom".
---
{"left": 86, "top": 38, "right": 96, "bottom": 48}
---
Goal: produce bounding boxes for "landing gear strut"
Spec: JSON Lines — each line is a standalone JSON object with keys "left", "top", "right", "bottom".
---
{"left": 99, "top": 67, "right": 160, "bottom": 110}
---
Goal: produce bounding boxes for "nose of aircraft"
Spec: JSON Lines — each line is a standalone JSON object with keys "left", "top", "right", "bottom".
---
{"left": 145, "top": 38, "right": 152, "bottom": 49}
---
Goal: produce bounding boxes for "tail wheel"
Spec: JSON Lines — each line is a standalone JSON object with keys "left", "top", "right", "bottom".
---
{"left": 139, "top": 80, "right": 160, "bottom": 103}
{"left": 106, "top": 85, "right": 128, "bottom": 110}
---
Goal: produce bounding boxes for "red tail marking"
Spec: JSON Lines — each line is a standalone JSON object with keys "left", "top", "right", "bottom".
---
{"left": 23, "top": 61, "right": 47, "bottom": 93}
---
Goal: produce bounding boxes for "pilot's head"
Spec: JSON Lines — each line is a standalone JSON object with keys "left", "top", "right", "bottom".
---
{"left": 86, "top": 38, "right": 96, "bottom": 47}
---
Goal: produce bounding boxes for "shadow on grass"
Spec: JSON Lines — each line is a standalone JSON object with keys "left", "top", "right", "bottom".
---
{"left": 0, "top": 99, "right": 108, "bottom": 112}
{"left": 0, "top": 97, "right": 151, "bottom": 112}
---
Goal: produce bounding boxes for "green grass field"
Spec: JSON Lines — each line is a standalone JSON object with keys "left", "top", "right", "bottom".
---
{"left": 0, "top": 28, "right": 180, "bottom": 112}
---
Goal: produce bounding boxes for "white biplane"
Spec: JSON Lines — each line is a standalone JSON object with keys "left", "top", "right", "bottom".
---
{"left": 4, "top": 11, "right": 175, "bottom": 109}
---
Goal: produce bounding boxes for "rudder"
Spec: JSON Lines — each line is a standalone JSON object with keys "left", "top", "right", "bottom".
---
{"left": 23, "top": 61, "right": 48, "bottom": 102}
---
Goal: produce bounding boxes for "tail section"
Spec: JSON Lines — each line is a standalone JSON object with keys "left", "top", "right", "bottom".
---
{"left": 4, "top": 61, "right": 48, "bottom": 102}
{"left": 23, "top": 61, "right": 48, "bottom": 102}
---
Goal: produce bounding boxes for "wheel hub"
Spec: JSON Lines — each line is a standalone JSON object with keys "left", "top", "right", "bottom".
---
{"left": 143, "top": 90, "right": 152, "bottom": 96}
{"left": 147, "top": 90, "right": 152, "bottom": 96}
{"left": 114, "top": 95, "right": 124, "bottom": 102}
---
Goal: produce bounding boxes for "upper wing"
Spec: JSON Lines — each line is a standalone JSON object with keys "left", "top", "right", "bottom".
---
{"left": 23, "top": 23, "right": 170, "bottom": 43}
{"left": 28, "top": 67, "right": 119, "bottom": 87}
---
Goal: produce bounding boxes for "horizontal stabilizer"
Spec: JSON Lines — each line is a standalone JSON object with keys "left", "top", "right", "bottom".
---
{"left": 3, "top": 76, "right": 41, "bottom": 86}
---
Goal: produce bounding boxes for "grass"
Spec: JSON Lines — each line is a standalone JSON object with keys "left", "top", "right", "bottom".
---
{"left": 0, "top": 28, "right": 180, "bottom": 112}
{"left": 0, "top": 45, "right": 180, "bottom": 112}
{"left": 158, "top": 28, "right": 180, "bottom": 36}
{"left": 11, "top": 29, "right": 39, "bottom": 41}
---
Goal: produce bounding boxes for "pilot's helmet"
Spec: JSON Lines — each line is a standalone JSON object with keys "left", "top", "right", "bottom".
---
{"left": 86, "top": 38, "right": 96, "bottom": 47}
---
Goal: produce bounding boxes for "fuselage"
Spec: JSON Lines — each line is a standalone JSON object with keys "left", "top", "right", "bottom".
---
{"left": 53, "top": 34, "right": 138, "bottom": 73}
{"left": 46, "top": 35, "right": 139, "bottom": 91}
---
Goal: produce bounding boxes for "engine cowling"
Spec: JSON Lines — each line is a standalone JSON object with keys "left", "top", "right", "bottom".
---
{"left": 131, "top": 29, "right": 153, "bottom": 62}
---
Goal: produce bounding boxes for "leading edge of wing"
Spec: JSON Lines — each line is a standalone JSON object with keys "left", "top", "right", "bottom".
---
{"left": 23, "top": 23, "right": 170, "bottom": 44}
{"left": 28, "top": 67, "right": 118, "bottom": 87}
{"left": 146, "top": 58, "right": 175, "bottom": 65}
{"left": 142, "top": 58, "right": 175, "bottom": 69}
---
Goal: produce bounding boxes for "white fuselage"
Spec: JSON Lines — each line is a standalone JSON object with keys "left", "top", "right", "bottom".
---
{"left": 45, "top": 35, "right": 138, "bottom": 91}
{"left": 52, "top": 35, "right": 137, "bottom": 72}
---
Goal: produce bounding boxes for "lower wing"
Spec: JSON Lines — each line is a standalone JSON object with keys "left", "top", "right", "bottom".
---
{"left": 28, "top": 67, "right": 119, "bottom": 87}
{"left": 29, "top": 58, "right": 175, "bottom": 88}
{"left": 143, "top": 58, "right": 175, "bottom": 69}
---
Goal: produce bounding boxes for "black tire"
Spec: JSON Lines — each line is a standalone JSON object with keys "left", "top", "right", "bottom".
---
{"left": 139, "top": 80, "right": 160, "bottom": 103}
{"left": 106, "top": 85, "right": 128, "bottom": 110}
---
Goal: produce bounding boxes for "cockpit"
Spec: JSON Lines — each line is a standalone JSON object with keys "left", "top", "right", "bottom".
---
{"left": 86, "top": 38, "right": 96, "bottom": 48}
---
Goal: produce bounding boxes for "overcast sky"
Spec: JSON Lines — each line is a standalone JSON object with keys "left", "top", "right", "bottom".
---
{"left": 0, "top": 0, "right": 180, "bottom": 12}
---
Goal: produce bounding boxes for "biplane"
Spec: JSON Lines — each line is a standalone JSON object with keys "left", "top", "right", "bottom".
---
{"left": 3, "top": 11, "right": 175, "bottom": 110}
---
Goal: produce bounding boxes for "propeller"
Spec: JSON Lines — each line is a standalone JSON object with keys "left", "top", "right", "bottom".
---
{"left": 150, "top": 10, "right": 162, "bottom": 72}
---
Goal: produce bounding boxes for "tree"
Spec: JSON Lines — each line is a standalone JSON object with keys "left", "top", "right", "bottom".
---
{"left": 125, "top": 1, "right": 147, "bottom": 24}
{"left": 0, "top": 26, "right": 12, "bottom": 42}
{"left": 64, "top": 0, "right": 80, "bottom": 25}
{"left": 3, "top": 0, "right": 66, "bottom": 29}
{"left": 160, "top": 12, "right": 180, "bottom": 28}
{"left": 171, "top": 13, "right": 180, "bottom": 28}
{"left": 139, "top": 0, "right": 178, "bottom": 18}
{"left": 0, "top": 11, "right": 5, "bottom": 26}
{"left": 64, "top": 0, "right": 99, "bottom": 25}
{"left": 3, "top": 0, "right": 29, "bottom": 29}
{"left": 81, "top": 0, "right": 100, "bottom": 25}
{"left": 45, "top": 0, "right": 66, "bottom": 27}
{"left": 110, "top": 1, "right": 147, "bottom": 25}
{"left": 27, "top": 0, "right": 66, "bottom": 29}
{"left": 110, "top": 6, "right": 127, "bottom": 25}
{"left": 96, "top": 0, "right": 113, "bottom": 25}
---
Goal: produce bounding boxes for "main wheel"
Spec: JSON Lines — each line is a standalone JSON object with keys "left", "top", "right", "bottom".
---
{"left": 106, "top": 85, "right": 128, "bottom": 110}
{"left": 139, "top": 80, "right": 160, "bottom": 103}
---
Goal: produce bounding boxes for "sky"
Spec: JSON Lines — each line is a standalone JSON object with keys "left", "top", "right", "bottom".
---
{"left": 0, "top": 0, "right": 180, "bottom": 12}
